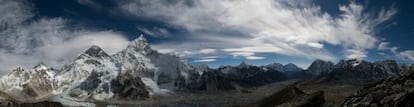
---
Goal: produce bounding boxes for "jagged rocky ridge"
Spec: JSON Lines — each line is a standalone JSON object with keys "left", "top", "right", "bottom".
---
{"left": 265, "top": 62, "right": 303, "bottom": 73}
{"left": 307, "top": 59, "right": 335, "bottom": 75}
{"left": 190, "top": 62, "right": 288, "bottom": 91}
{"left": 320, "top": 59, "right": 403, "bottom": 84}
{"left": 342, "top": 67, "right": 414, "bottom": 107}
{"left": 264, "top": 62, "right": 312, "bottom": 79}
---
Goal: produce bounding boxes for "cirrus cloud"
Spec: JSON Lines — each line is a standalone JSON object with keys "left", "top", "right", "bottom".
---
{"left": 114, "top": 0, "right": 397, "bottom": 61}
{"left": 0, "top": 0, "right": 129, "bottom": 74}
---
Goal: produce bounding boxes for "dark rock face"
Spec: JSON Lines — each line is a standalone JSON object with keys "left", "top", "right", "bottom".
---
{"left": 375, "top": 60, "right": 402, "bottom": 76}
{"left": 307, "top": 59, "right": 334, "bottom": 75}
{"left": 283, "top": 63, "right": 303, "bottom": 72}
{"left": 265, "top": 62, "right": 284, "bottom": 72}
{"left": 247, "top": 86, "right": 325, "bottom": 107}
{"left": 322, "top": 59, "right": 395, "bottom": 84}
{"left": 69, "top": 71, "right": 105, "bottom": 99}
{"left": 110, "top": 71, "right": 150, "bottom": 100}
{"left": 17, "top": 101, "right": 63, "bottom": 107}
{"left": 0, "top": 100, "right": 63, "bottom": 107}
{"left": 189, "top": 64, "right": 288, "bottom": 91}
{"left": 283, "top": 71, "right": 314, "bottom": 79}
{"left": 83, "top": 45, "right": 111, "bottom": 59}
{"left": 196, "top": 71, "right": 237, "bottom": 90}
{"left": 342, "top": 69, "right": 414, "bottom": 107}
{"left": 226, "top": 65, "right": 287, "bottom": 87}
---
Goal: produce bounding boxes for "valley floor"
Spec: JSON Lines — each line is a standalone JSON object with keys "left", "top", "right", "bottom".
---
{"left": 93, "top": 80, "right": 362, "bottom": 107}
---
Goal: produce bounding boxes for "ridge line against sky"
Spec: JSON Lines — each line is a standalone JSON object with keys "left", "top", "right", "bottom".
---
{"left": 0, "top": 0, "right": 414, "bottom": 73}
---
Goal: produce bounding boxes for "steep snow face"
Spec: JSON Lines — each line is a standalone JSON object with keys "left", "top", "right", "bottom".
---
{"left": 141, "top": 77, "right": 170, "bottom": 95}
{"left": 33, "top": 63, "right": 56, "bottom": 81}
{"left": 54, "top": 45, "right": 119, "bottom": 94}
{"left": 283, "top": 63, "right": 303, "bottom": 72}
{"left": 114, "top": 34, "right": 196, "bottom": 90}
{"left": 146, "top": 52, "right": 194, "bottom": 89}
{"left": 266, "top": 62, "right": 284, "bottom": 72}
{"left": 112, "top": 35, "right": 157, "bottom": 79}
{"left": 307, "top": 59, "right": 334, "bottom": 75}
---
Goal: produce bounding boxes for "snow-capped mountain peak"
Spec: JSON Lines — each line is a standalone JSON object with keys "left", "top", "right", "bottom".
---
{"left": 127, "top": 34, "right": 152, "bottom": 54}
{"left": 283, "top": 63, "right": 303, "bottom": 72}
{"left": 33, "top": 63, "right": 49, "bottom": 70}
{"left": 83, "top": 45, "right": 111, "bottom": 59}
{"left": 265, "top": 62, "right": 284, "bottom": 72}
{"left": 350, "top": 59, "right": 362, "bottom": 67}
{"left": 33, "top": 63, "right": 56, "bottom": 79}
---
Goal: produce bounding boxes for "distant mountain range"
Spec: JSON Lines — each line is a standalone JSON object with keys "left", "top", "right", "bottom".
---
{"left": 0, "top": 35, "right": 412, "bottom": 106}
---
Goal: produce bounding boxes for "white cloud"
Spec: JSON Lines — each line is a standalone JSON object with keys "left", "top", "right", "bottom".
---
{"left": 193, "top": 59, "right": 217, "bottom": 63}
{"left": 399, "top": 50, "right": 414, "bottom": 61}
{"left": 156, "top": 49, "right": 175, "bottom": 54}
{"left": 378, "top": 42, "right": 391, "bottom": 50}
{"left": 115, "top": 0, "right": 396, "bottom": 61}
{"left": 0, "top": 0, "right": 129, "bottom": 74}
{"left": 199, "top": 56, "right": 219, "bottom": 59}
{"left": 0, "top": 0, "right": 33, "bottom": 29}
{"left": 345, "top": 49, "right": 367, "bottom": 60}
{"left": 136, "top": 26, "right": 170, "bottom": 38}
{"left": 245, "top": 56, "right": 266, "bottom": 60}
{"left": 199, "top": 49, "right": 216, "bottom": 54}
{"left": 378, "top": 42, "right": 399, "bottom": 54}
{"left": 227, "top": 52, "right": 265, "bottom": 60}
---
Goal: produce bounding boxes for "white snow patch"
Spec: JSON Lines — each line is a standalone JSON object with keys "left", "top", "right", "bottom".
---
{"left": 49, "top": 95, "right": 96, "bottom": 107}
{"left": 141, "top": 77, "right": 170, "bottom": 95}
{"left": 93, "top": 91, "right": 114, "bottom": 101}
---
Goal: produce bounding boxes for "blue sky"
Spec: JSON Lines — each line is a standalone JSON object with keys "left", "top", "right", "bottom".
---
{"left": 0, "top": 0, "right": 414, "bottom": 72}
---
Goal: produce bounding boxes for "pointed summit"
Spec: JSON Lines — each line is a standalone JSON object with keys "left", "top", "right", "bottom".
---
{"left": 138, "top": 34, "right": 147, "bottom": 42}
{"left": 130, "top": 34, "right": 149, "bottom": 49}
{"left": 33, "top": 63, "right": 49, "bottom": 70}
{"left": 266, "top": 62, "right": 284, "bottom": 72}
{"left": 307, "top": 59, "right": 334, "bottom": 75}
{"left": 283, "top": 63, "right": 303, "bottom": 72}
{"left": 239, "top": 61, "right": 248, "bottom": 68}
{"left": 126, "top": 34, "right": 153, "bottom": 54}
{"left": 83, "top": 45, "right": 110, "bottom": 58}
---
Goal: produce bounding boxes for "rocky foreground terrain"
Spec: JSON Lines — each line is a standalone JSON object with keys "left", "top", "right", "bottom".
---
{"left": 342, "top": 69, "right": 414, "bottom": 107}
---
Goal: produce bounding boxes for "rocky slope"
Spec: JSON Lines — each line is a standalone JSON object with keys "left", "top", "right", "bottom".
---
{"left": 283, "top": 63, "right": 303, "bottom": 72}
{"left": 342, "top": 68, "right": 414, "bottom": 107}
{"left": 320, "top": 59, "right": 402, "bottom": 84}
{"left": 190, "top": 62, "right": 288, "bottom": 91}
{"left": 306, "top": 59, "right": 334, "bottom": 75}
{"left": 265, "top": 62, "right": 284, "bottom": 72}
{"left": 265, "top": 62, "right": 303, "bottom": 72}
{"left": 0, "top": 64, "right": 56, "bottom": 103}
{"left": 246, "top": 85, "right": 325, "bottom": 107}
{"left": 265, "top": 62, "right": 311, "bottom": 79}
